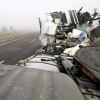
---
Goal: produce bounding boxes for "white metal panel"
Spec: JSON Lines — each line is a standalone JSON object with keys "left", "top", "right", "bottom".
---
{"left": 72, "top": 29, "right": 82, "bottom": 38}
{"left": 55, "top": 18, "right": 60, "bottom": 25}
{"left": 41, "top": 22, "right": 57, "bottom": 35}
{"left": 71, "top": 10, "right": 76, "bottom": 24}
{"left": 25, "top": 55, "right": 60, "bottom": 72}
{"left": 26, "top": 63, "right": 60, "bottom": 72}
{"left": 40, "top": 22, "right": 57, "bottom": 46}
{"left": 65, "top": 11, "right": 71, "bottom": 25}
{"left": 74, "top": 10, "right": 79, "bottom": 24}
{"left": 40, "top": 14, "right": 53, "bottom": 23}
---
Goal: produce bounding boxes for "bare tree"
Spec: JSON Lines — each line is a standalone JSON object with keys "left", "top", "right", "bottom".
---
{"left": 9, "top": 26, "right": 14, "bottom": 31}
{"left": 1, "top": 26, "right": 8, "bottom": 32}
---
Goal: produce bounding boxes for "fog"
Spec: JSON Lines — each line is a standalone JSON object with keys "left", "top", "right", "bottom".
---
{"left": 0, "top": 0, "right": 100, "bottom": 31}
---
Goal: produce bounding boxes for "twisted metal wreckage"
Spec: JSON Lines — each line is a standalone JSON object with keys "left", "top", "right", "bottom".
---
{"left": 0, "top": 7, "right": 100, "bottom": 100}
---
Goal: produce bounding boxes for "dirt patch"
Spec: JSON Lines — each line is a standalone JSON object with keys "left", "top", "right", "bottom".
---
{"left": 0, "top": 31, "right": 32, "bottom": 39}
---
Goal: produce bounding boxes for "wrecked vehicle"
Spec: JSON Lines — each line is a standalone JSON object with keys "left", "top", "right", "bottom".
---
{"left": 38, "top": 7, "right": 100, "bottom": 55}
{"left": 0, "top": 47, "right": 100, "bottom": 100}
{"left": 0, "top": 7, "right": 100, "bottom": 100}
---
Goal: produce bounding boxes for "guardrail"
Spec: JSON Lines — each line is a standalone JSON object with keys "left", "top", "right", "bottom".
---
{"left": 0, "top": 33, "right": 33, "bottom": 44}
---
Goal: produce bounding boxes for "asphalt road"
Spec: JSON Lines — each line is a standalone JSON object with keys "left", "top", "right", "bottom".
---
{"left": 0, "top": 32, "right": 41, "bottom": 65}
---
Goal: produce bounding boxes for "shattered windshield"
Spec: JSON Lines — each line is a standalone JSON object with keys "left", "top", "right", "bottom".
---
{"left": 50, "top": 13, "right": 67, "bottom": 24}
{"left": 50, "top": 13, "right": 64, "bottom": 19}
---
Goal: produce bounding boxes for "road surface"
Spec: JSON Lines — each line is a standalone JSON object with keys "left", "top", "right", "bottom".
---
{"left": 0, "top": 32, "right": 41, "bottom": 65}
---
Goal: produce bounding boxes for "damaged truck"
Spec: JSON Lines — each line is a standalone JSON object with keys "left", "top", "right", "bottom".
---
{"left": 0, "top": 7, "right": 100, "bottom": 100}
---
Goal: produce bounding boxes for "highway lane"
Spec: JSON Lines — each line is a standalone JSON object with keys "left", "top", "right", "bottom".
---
{"left": 0, "top": 32, "right": 41, "bottom": 65}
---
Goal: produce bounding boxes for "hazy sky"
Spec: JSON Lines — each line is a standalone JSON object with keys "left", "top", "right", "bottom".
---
{"left": 0, "top": 0, "right": 100, "bottom": 31}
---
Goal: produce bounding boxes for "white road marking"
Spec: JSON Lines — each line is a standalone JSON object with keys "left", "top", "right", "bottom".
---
{"left": 0, "top": 60, "right": 4, "bottom": 64}
{"left": 0, "top": 34, "right": 34, "bottom": 46}
{"left": 30, "top": 39, "right": 36, "bottom": 43}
